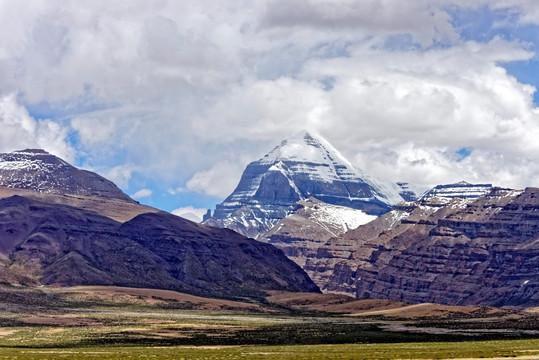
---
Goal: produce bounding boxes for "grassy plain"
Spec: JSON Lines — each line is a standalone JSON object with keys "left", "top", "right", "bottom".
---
{"left": 0, "top": 285, "right": 537, "bottom": 359}
{"left": 1, "top": 340, "right": 539, "bottom": 360}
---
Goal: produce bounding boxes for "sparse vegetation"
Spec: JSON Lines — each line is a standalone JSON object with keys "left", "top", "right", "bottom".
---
{"left": 0, "top": 339, "right": 538, "bottom": 360}
{"left": 0, "top": 285, "right": 537, "bottom": 359}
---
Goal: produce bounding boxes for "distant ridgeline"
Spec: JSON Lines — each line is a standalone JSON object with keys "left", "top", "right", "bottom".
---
{"left": 0, "top": 149, "right": 133, "bottom": 202}
{"left": 420, "top": 181, "right": 492, "bottom": 201}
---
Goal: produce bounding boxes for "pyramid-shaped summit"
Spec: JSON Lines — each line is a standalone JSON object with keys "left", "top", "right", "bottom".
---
{"left": 205, "top": 131, "right": 402, "bottom": 238}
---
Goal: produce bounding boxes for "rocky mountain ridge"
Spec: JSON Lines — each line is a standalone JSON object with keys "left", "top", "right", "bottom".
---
{"left": 2, "top": 146, "right": 536, "bottom": 307}
{"left": 0, "top": 149, "right": 133, "bottom": 202}
{"left": 420, "top": 181, "right": 492, "bottom": 200}
{"left": 260, "top": 198, "right": 376, "bottom": 268}
{"left": 302, "top": 188, "right": 539, "bottom": 307}
{"left": 0, "top": 195, "right": 319, "bottom": 298}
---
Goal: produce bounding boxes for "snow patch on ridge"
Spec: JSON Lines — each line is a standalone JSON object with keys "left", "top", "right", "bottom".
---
{"left": 421, "top": 181, "right": 492, "bottom": 200}
{"left": 306, "top": 201, "right": 377, "bottom": 234}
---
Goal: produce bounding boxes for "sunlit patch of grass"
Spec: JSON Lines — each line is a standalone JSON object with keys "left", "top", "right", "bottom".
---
{"left": 0, "top": 340, "right": 538, "bottom": 360}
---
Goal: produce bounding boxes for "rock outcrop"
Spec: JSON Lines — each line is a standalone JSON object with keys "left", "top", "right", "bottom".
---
{"left": 261, "top": 197, "right": 376, "bottom": 270}
{"left": 420, "top": 181, "right": 492, "bottom": 201}
{"left": 304, "top": 197, "right": 452, "bottom": 295}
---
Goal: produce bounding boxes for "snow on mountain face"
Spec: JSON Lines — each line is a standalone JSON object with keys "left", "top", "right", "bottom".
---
{"left": 420, "top": 181, "right": 492, "bottom": 201}
{"left": 396, "top": 182, "right": 419, "bottom": 201}
{"left": 267, "top": 197, "right": 377, "bottom": 240}
{"left": 205, "top": 131, "right": 402, "bottom": 238}
{"left": 304, "top": 199, "right": 378, "bottom": 234}
{"left": 0, "top": 149, "right": 133, "bottom": 202}
{"left": 260, "top": 131, "right": 403, "bottom": 203}
{"left": 259, "top": 198, "right": 376, "bottom": 269}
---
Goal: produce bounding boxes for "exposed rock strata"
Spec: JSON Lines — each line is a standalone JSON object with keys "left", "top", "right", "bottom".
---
{"left": 307, "top": 188, "right": 539, "bottom": 307}
{"left": 260, "top": 198, "right": 376, "bottom": 269}
{"left": 420, "top": 181, "right": 492, "bottom": 201}
{"left": 305, "top": 197, "right": 454, "bottom": 294}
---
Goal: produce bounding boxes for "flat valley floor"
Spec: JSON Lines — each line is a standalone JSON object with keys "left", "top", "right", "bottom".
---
{"left": 0, "top": 285, "right": 537, "bottom": 360}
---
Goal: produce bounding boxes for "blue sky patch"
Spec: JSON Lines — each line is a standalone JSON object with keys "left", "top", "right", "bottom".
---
{"left": 456, "top": 147, "right": 472, "bottom": 161}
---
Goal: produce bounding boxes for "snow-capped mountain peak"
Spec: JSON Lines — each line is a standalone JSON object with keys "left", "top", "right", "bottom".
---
{"left": 262, "top": 131, "right": 350, "bottom": 167}
{"left": 261, "top": 131, "right": 401, "bottom": 204}
{"left": 205, "top": 131, "right": 404, "bottom": 238}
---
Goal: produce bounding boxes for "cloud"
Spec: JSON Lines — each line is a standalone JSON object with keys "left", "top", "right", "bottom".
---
{"left": 309, "top": 39, "right": 538, "bottom": 189}
{"left": 2, "top": 0, "right": 539, "bottom": 209}
{"left": 185, "top": 160, "right": 246, "bottom": 198}
{"left": 187, "top": 36, "right": 539, "bottom": 190}
{"left": 167, "top": 187, "right": 185, "bottom": 195}
{"left": 193, "top": 77, "right": 332, "bottom": 142}
{"left": 260, "top": 0, "right": 460, "bottom": 46}
{"left": 172, "top": 206, "right": 208, "bottom": 223}
{"left": 0, "top": 94, "right": 73, "bottom": 161}
{"left": 99, "top": 164, "right": 137, "bottom": 189}
{"left": 71, "top": 115, "right": 119, "bottom": 146}
{"left": 4, "top": 2, "right": 238, "bottom": 106}
{"left": 132, "top": 188, "right": 153, "bottom": 199}
{"left": 483, "top": 1, "right": 539, "bottom": 25}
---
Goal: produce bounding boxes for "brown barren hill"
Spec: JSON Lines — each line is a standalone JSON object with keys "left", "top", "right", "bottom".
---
{"left": 49, "top": 286, "right": 264, "bottom": 311}
{"left": 266, "top": 291, "right": 407, "bottom": 314}
{"left": 0, "top": 186, "right": 159, "bottom": 222}
{"left": 0, "top": 148, "right": 320, "bottom": 299}
{"left": 0, "top": 195, "right": 319, "bottom": 299}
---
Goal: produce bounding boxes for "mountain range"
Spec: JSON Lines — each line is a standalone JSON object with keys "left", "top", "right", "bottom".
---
{"left": 265, "top": 188, "right": 538, "bottom": 307}
{"left": 202, "top": 133, "right": 538, "bottom": 308}
{"left": 0, "top": 149, "right": 319, "bottom": 299}
{"left": 0, "top": 137, "right": 537, "bottom": 309}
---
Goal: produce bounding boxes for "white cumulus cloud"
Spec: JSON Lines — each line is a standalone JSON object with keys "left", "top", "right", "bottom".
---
{"left": 185, "top": 160, "right": 245, "bottom": 198}
{"left": 0, "top": 94, "right": 73, "bottom": 161}
{"left": 2, "top": 1, "right": 539, "bottom": 207}
{"left": 131, "top": 188, "right": 153, "bottom": 199}
{"left": 172, "top": 206, "right": 209, "bottom": 223}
